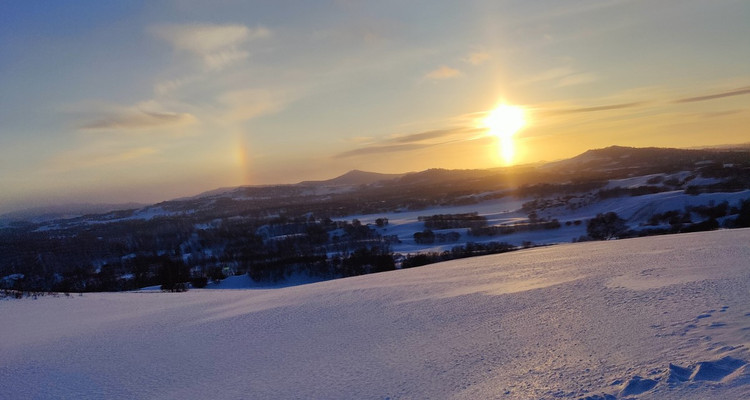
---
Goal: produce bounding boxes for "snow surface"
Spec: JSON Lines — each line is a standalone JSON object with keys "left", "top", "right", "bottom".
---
{"left": 3, "top": 229, "right": 750, "bottom": 399}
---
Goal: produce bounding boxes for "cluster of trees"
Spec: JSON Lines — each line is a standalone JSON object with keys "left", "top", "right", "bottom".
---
{"left": 418, "top": 213, "right": 487, "bottom": 230}
{"left": 246, "top": 246, "right": 395, "bottom": 283}
{"left": 690, "top": 201, "right": 730, "bottom": 219}
{"left": 683, "top": 164, "right": 750, "bottom": 194}
{"left": 0, "top": 213, "right": 401, "bottom": 291}
{"left": 1, "top": 288, "right": 79, "bottom": 300}
{"left": 401, "top": 241, "right": 518, "bottom": 269}
{"left": 642, "top": 200, "right": 748, "bottom": 232}
{"left": 515, "top": 181, "right": 607, "bottom": 198}
{"left": 646, "top": 210, "right": 691, "bottom": 227}
{"left": 686, "top": 179, "right": 750, "bottom": 195}
{"left": 586, "top": 200, "right": 750, "bottom": 241}
{"left": 413, "top": 230, "right": 461, "bottom": 244}
{"left": 0, "top": 254, "right": 190, "bottom": 294}
{"left": 596, "top": 185, "right": 672, "bottom": 199}
{"left": 586, "top": 212, "right": 628, "bottom": 240}
{"left": 469, "top": 219, "right": 561, "bottom": 237}
{"left": 157, "top": 258, "right": 190, "bottom": 292}
{"left": 734, "top": 199, "right": 750, "bottom": 228}
{"left": 521, "top": 194, "right": 599, "bottom": 214}
{"left": 245, "top": 217, "right": 398, "bottom": 282}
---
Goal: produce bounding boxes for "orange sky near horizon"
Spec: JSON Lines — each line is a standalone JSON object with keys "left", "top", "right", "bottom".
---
{"left": 1, "top": 1, "right": 749, "bottom": 214}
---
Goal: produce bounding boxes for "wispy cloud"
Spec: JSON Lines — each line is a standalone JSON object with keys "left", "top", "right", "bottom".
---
{"left": 518, "top": 67, "right": 573, "bottom": 85}
{"left": 695, "top": 110, "right": 745, "bottom": 119}
{"left": 218, "top": 88, "right": 291, "bottom": 121}
{"left": 151, "top": 23, "right": 269, "bottom": 70}
{"left": 335, "top": 127, "right": 480, "bottom": 159}
{"left": 556, "top": 72, "right": 597, "bottom": 87}
{"left": 154, "top": 76, "right": 198, "bottom": 96}
{"left": 335, "top": 143, "right": 431, "bottom": 158}
{"left": 79, "top": 107, "right": 196, "bottom": 131}
{"left": 203, "top": 49, "right": 250, "bottom": 71}
{"left": 674, "top": 86, "right": 750, "bottom": 103}
{"left": 526, "top": 84, "right": 750, "bottom": 139}
{"left": 464, "top": 51, "right": 490, "bottom": 65}
{"left": 424, "top": 66, "right": 462, "bottom": 80}
{"left": 544, "top": 101, "right": 644, "bottom": 115}
{"left": 519, "top": 66, "right": 596, "bottom": 87}
{"left": 47, "top": 147, "right": 158, "bottom": 172}
{"left": 535, "top": 85, "right": 750, "bottom": 119}
{"left": 388, "top": 128, "right": 463, "bottom": 144}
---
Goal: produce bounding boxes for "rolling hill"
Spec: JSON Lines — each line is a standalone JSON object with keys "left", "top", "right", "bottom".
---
{"left": 3, "top": 229, "right": 750, "bottom": 399}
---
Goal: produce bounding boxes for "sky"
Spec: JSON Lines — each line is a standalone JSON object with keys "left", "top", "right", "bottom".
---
{"left": 1, "top": 0, "right": 749, "bottom": 214}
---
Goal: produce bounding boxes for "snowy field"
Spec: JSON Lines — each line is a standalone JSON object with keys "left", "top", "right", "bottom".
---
{"left": 3, "top": 229, "right": 750, "bottom": 399}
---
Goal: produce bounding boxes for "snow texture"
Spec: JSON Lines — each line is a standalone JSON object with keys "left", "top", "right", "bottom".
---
{"left": 2, "top": 229, "right": 750, "bottom": 399}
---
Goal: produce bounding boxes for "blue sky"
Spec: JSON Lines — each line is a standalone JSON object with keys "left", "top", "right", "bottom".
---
{"left": 1, "top": 0, "right": 749, "bottom": 213}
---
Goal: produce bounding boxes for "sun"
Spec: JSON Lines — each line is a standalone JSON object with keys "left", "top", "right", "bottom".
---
{"left": 483, "top": 104, "right": 526, "bottom": 165}
{"left": 484, "top": 104, "right": 525, "bottom": 139}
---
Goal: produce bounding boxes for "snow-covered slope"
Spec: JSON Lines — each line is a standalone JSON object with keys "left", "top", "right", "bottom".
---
{"left": 3, "top": 229, "right": 750, "bottom": 399}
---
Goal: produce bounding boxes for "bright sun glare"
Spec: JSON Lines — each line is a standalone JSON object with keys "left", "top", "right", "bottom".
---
{"left": 483, "top": 104, "right": 526, "bottom": 165}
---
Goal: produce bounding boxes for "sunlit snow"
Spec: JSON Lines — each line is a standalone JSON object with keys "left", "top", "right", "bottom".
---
{"left": 2, "top": 229, "right": 750, "bottom": 399}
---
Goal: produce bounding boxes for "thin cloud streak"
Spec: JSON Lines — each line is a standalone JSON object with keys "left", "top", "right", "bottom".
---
{"left": 424, "top": 66, "right": 462, "bottom": 80}
{"left": 464, "top": 51, "right": 490, "bottom": 65}
{"left": 518, "top": 67, "right": 574, "bottom": 85}
{"left": 556, "top": 73, "right": 597, "bottom": 87}
{"left": 218, "top": 88, "right": 292, "bottom": 122}
{"left": 675, "top": 86, "right": 750, "bottom": 103}
{"left": 388, "top": 128, "right": 468, "bottom": 144}
{"left": 544, "top": 102, "right": 645, "bottom": 115}
{"left": 47, "top": 147, "right": 158, "bottom": 172}
{"left": 696, "top": 110, "right": 745, "bottom": 119}
{"left": 335, "top": 127, "right": 483, "bottom": 159}
{"left": 536, "top": 85, "right": 750, "bottom": 119}
{"left": 80, "top": 110, "right": 196, "bottom": 131}
{"left": 334, "top": 143, "right": 431, "bottom": 158}
{"left": 518, "top": 67, "right": 597, "bottom": 88}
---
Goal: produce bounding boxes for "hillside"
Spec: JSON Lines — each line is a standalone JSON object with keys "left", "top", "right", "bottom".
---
{"left": 0, "top": 145, "right": 748, "bottom": 292}
{"left": 3, "top": 229, "right": 750, "bottom": 399}
{"left": 299, "top": 169, "right": 406, "bottom": 186}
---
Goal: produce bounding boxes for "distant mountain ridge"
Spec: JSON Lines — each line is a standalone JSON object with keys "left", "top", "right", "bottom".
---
{"left": 300, "top": 170, "right": 406, "bottom": 186}
{"left": 3, "top": 145, "right": 749, "bottom": 222}
{"left": 0, "top": 202, "right": 147, "bottom": 223}
{"left": 543, "top": 145, "right": 750, "bottom": 177}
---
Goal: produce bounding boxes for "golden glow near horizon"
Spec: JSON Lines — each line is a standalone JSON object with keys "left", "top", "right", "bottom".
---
{"left": 2, "top": 2, "right": 750, "bottom": 214}
{"left": 483, "top": 104, "right": 527, "bottom": 165}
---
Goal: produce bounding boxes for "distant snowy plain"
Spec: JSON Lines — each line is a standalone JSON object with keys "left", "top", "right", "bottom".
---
{"left": 3, "top": 229, "right": 750, "bottom": 399}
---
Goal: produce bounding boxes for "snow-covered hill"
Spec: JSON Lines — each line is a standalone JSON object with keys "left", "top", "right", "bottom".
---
{"left": 3, "top": 229, "right": 750, "bottom": 399}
